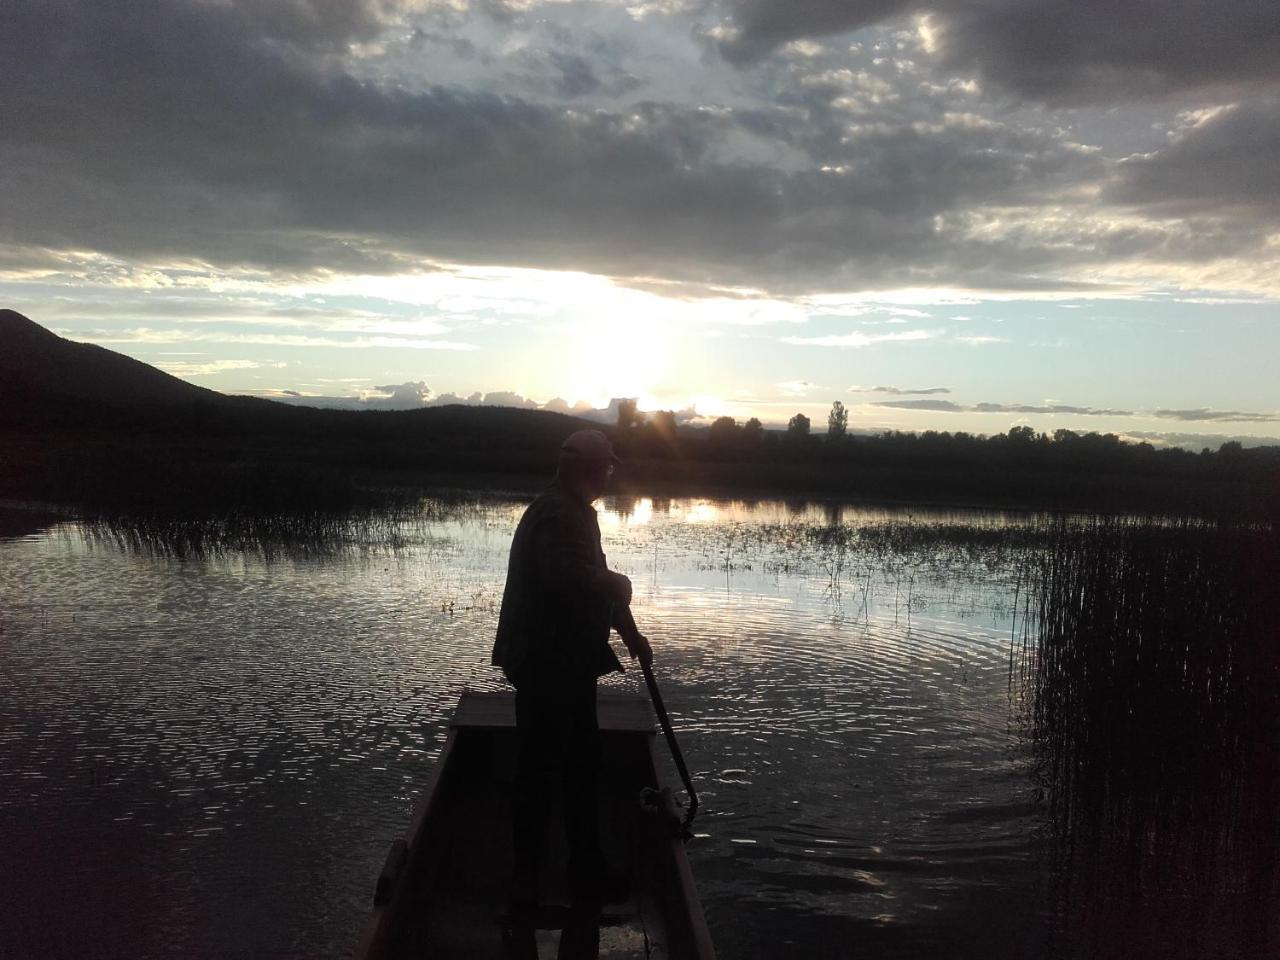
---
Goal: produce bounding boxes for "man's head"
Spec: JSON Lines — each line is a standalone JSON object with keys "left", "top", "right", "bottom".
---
{"left": 557, "top": 429, "right": 622, "bottom": 502}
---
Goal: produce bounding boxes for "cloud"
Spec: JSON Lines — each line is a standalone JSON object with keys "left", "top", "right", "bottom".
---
{"left": 1109, "top": 99, "right": 1280, "bottom": 218}
{"left": 479, "top": 390, "right": 540, "bottom": 409}
{"left": 366, "top": 381, "right": 434, "bottom": 408}
{"left": 0, "top": 0, "right": 1133, "bottom": 297}
{"left": 715, "top": 1, "right": 1280, "bottom": 106}
{"left": 974, "top": 402, "right": 1133, "bottom": 416}
{"left": 60, "top": 327, "right": 478, "bottom": 350}
{"left": 541, "top": 396, "right": 593, "bottom": 414}
{"left": 872, "top": 399, "right": 1134, "bottom": 415}
{"left": 873, "top": 398, "right": 965, "bottom": 412}
{"left": 850, "top": 385, "right": 951, "bottom": 395}
{"left": 783, "top": 329, "right": 935, "bottom": 347}
{"left": 776, "top": 379, "right": 818, "bottom": 396}
{"left": 1, "top": 0, "right": 1278, "bottom": 303}
{"left": 923, "top": 2, "right": 1280, "bottom": 106}
{"left": 506, "top": 48, "right": 644, "bottom": 100}
{"left": 222, "top": 0, "right": 408, "bottom": 50}
{"left": 1153, "top": 408, "right": 1280, "bottom": 423}
{"left": 155, "top": 358, "right": 286, "bottom": 377}
{"left": 264, "top": 380, "right": 435, "bottom": 409}
{"left": 712, "top": 0, "right": 913, "bottom": 65}
{"left": 268, "top": 383, "right": 590, "bottom": 413}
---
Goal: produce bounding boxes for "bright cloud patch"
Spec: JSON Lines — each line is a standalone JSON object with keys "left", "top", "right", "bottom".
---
{"left": 782, "top": 330, "right": 936, "bottom": 347}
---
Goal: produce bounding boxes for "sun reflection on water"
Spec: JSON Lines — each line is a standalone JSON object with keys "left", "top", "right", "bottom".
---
{"left": 678, "top": 500, "right": 720, "bottom": 524}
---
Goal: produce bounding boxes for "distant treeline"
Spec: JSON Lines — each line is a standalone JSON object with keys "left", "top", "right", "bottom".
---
{"left": 2, "top": 393, "right": 1277, "bottom": 520}
{"left": 608, "top": 409, "right": 1279, "bottom": 520}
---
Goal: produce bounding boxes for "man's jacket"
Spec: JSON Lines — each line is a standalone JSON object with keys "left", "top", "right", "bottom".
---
{"left": 493, "top": 485, "right": 624, "bottom": 683}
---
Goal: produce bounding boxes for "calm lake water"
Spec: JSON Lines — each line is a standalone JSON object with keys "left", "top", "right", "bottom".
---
{"left": 0, "top": 496, "right": 1273, "bottom": 959}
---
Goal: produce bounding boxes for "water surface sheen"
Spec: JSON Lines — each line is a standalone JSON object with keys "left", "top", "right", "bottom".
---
{"left": 0, "top": 497, "right": 1232, "bottom": 958}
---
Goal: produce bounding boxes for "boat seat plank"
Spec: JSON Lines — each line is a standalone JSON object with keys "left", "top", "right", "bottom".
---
{"left": 451, "top": 690, "right": 655, "bottom": 734}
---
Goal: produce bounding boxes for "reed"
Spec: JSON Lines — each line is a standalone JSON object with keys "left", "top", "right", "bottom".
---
{"left": 1024, "top": 516, "right": 1280, "bottom": 951}
{"left": 75, "top": 494, "right": 492, "bottom": 560}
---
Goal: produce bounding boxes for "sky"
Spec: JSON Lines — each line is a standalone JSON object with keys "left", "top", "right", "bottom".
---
{"left": 1, "top": 0, "right": 1278, "bottom": 446}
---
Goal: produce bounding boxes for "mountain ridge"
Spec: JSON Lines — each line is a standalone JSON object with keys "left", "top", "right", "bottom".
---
{"left": 0, "top": 310, "right": 598, "bottom": 458}
{"left": 0, "top": 309, "right": 604, "bottom": 510}
{"left": 0, "top": 308, "right": 226, "bottom": 407}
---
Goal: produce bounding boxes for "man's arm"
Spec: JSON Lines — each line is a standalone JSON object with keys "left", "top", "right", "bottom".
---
{"left": 612, "top": 601, "right": 653, "bottom": 665}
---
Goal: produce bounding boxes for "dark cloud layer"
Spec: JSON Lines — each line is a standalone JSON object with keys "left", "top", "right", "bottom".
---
{"left": 875, "top": 399, "right": 1134, "bottom": 415}
{"left": 716, "top": 0, "right": 911, "bottom": 65}
{"left": 873, "top": 398, "right": 964, "bottom": 412}
{"left": 0, "top": 0, "right": 1126, "bottom": 293}
{"left": 974, "top": 402, "right": 1133, "bottom": 416}
{"left": 1154, "top": 408, "right": 1280, "bottom": 423}
{"left": 225, "top": 0, "right": 406, "bottom": 49}
{"left": 0, "top": 0, "right": 1276, "bottom": 295}
{"left": 718, "top": 0, "right": 1280, "bottom": 105}
{"left": 1111, "top": 99, "right": 1280, "bottom": 217}
{"left": 930, "top": 1, "right": 1280, "bottom": 105}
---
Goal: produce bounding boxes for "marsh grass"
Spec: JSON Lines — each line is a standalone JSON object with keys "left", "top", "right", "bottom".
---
{"left": 75, "top": 494, "right": 496, "bottom": 561}
{"left": 1023, "top": 517, "right": 1280, "bottom": 953}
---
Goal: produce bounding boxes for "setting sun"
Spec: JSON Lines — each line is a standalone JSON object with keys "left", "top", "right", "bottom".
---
{"left": 566, "top": 319, "right": 670, "bottom": 409}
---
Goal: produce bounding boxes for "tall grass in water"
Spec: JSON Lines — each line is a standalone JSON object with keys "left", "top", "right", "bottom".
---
{"left": 75, "top": 495, "right": 493, "bottom": 560}
{"left": 1026, "top": 517, "right": 1279, "bottom": 956}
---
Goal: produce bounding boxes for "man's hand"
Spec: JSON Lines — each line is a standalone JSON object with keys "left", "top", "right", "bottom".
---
{"left": 623, "top": 630, "right": 653, "bottom": 667}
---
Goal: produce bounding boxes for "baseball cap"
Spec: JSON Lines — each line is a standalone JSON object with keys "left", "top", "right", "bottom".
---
{"left": 560, "top": 428, "right": 622, "bottom": 463}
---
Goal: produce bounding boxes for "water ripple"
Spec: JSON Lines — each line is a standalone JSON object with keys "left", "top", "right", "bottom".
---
{"left": 1, "top": 500, "right": 1062, "bottom": 959}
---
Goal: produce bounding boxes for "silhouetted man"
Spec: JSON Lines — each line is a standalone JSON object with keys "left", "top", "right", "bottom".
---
{"left": 493, "top": 428, "right": 653, "bottom": 917}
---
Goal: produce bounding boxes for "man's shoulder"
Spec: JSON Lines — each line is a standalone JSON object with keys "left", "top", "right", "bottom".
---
{"left": 524, "top": 485, "right": 586, "bottom": 521}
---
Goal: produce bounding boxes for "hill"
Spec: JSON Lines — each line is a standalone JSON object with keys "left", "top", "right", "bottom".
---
{"left": 0, "top": 311, "right": 595, "bottom": 510}
{"left": 0, "top": 308, "right": 290, "bottom": 435}
{"left": 0, "top": 309, "right": 590, "bottom": 440}
{"left": 0, "top": 308, "right": 225, "bottom": 407}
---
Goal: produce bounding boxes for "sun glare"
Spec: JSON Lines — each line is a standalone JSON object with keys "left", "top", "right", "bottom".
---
{"left": 598, "top": 497, "right": 654, "bottom": 527}
{"left": 689, "top": 395, "right": 730, "bottom": 418}
{"left": 680, "top": 501, "right": 721, "bottom": 524}
{"left": 566, "top": 321, "right": 668, "bottom": 408}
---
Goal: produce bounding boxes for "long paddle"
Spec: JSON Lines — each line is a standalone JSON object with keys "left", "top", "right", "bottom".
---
{"left": 639, "top": 657, "right": 699, "bottom": 841}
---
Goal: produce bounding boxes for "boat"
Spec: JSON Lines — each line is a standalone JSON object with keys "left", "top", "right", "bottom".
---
{"left": 354, "top": 689, "right": 717, "bottom": 959}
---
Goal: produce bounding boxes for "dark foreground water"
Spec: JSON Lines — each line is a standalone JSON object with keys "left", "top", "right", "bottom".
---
{"left": 0, "top": 497, "right": 1274, "bottom": 959}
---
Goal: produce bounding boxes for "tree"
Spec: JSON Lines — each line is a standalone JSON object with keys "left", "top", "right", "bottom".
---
{"left": 743, "top": 417, "right": 764, "bottom": 444}
{"left": 706, "top": 415, "right": 740, "bottom": 459}
{"left": 643, "top": 409, "right": 680, "bottom": 455}
{"left": 827, "top": 401, "right": 848, "bottom": 440}
{"left": 616, "top": 398, "right": 642, "bottom": 430}
{"left": 709, "top": 415, "right": 739, "bottom": 446}
{"left": 649, "top": 409, "right": 678, "bottom": 438}
{"left": 787, "top": 413, "right": 810, "bottom": 437}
